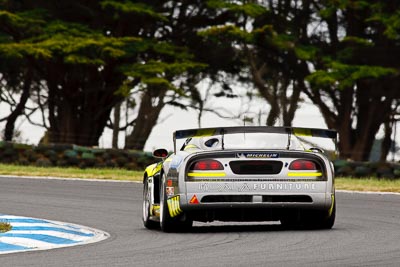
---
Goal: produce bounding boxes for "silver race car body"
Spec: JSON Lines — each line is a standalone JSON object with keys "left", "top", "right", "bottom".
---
{"left": 142, "top": 126, "right": 337, "bottom": 232}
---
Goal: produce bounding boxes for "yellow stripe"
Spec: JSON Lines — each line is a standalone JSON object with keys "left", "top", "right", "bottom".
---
{"left": 167, "top": 199, "right": 174, "bottom": 217}
{"left": 167, "top": 196, "right": 183, "bottom": 218}
{"left": 328, "top": 194, "right": 335, "bottom": 217}
{"left": 175, "top": 196, "right": 182, "bottom": 214}
{"left": 288, "top": 172, "right": 322, "bottom": 177}
{"left": 194, "top": 129, "right": 216, "bottom": 137}
{"left": 188, "top": 172, "right": 226, "bottom": 177}
{"left": 172, "top": 198, "right": 178, "bottom": 217}
{"left": 293, "top": 128, "right": 312, "bottom": 137}
{"left": 171, "top": 198, "right": 175, "bottom": 217}
{"left": 184, "top": 144, "right": 199, "bottom": 151}
{"left": 171, "top": 198, "right": 176, "bottom": 217}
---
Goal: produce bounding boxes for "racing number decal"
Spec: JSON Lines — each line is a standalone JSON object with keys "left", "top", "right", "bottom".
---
{"left": 167, "top": 196, "right": 182, "bottom": 217}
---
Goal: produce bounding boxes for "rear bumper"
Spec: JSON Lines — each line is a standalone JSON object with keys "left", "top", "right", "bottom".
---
{"left": 180, "top": 181, "right": 332, "bottom": 210}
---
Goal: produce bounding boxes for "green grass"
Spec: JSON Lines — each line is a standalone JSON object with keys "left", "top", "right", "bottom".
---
{"left": 0, "top": 221, "right": 12, "bottom": 233}
{"left": 0, "top": 163, "right": 143, "bottom": 181}
{"left": 336, "top": 177, "right": 400, "bottom": 193}
{"left": 1, "top": 164, "right": 400, "bottom": 193}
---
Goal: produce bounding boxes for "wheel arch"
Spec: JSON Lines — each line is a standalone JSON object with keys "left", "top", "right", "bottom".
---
{"left": 143, "top": 172, "right": 148, "bottom": 184}
{"left": 144, "top": 162, "right": 163, "bottom": 183}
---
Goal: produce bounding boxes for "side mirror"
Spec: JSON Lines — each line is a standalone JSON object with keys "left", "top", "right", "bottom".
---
{"left": 153, "top": 148, "right": 169, "bottom": 159}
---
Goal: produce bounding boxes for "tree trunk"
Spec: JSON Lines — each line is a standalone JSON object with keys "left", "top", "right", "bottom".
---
{"left": 112, "top": 101, "right": 121, "bottom": 149}
{"left": 48, "top": 98, "right": 114, "bottom": 146}
{"left": 380, "top": 120, "right": 393, "bottom": 162}
{"left": 124, "top": 87, "right": 167, "bottom": 150}
{"left": 46, "top": 63, "right": 124, "bottom": 146}
{"left": 282, "top": 80, "right": 302, "bottom": 126}
{"left": 306, "top": 77, "right": 395, "bottom": 161}
{"left": 266, "top": 100, "right": 279, "bottom": 126}
{"left": 4, "top": 72, "right": 32, "bottom": 141}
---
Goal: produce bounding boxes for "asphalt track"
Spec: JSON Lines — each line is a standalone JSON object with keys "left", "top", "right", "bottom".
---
{"left": 0, "top": 176, "right": 399, "bottom": 266}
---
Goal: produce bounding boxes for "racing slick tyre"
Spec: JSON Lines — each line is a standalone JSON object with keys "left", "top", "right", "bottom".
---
{"left": 281, "top": 198, "right": 336, "bottom": 230}
{"left": 315, "top": 198, "right": 336, "bottom": 229}
{"left": 160, "top": 174, "right": 192, "bottom": 233}
{"left": 143, "top": 178, "right": 159, "bottom": 229}
{"left": 307, "top": 195, "right": 336, "bottom": 229}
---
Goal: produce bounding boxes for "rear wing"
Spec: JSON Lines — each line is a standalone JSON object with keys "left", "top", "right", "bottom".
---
{"left": 173, "top": 126, "right": 337, "bottom": 153}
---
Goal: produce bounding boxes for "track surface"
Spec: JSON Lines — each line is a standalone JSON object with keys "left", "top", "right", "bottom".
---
{"left": 0, "top": 177, "right": 399, "bottom": 266}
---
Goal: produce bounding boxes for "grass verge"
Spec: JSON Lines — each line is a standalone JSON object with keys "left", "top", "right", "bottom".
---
{"left": 0, "top": 163, "right": 143, "bottom": 181}
{"left": 0, "top": 164, "right": 400, "bottom": 193}
{"left": 336, "top": 177, "right": 400, "bottom": 193}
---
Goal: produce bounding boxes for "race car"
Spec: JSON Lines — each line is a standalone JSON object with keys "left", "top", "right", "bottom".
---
{"left": 142, "top": 126, "right": 337, "bottom": 232}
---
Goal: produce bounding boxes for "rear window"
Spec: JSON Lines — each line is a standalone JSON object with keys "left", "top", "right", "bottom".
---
{"left": 186, "top": 133, "right": 303, "bottom": 150}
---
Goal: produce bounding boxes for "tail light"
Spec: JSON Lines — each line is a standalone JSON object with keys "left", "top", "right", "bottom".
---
{"left": 190, "top": 160, "right": 224, "bottom": 170}
{"left": 289, "top": 160, "right": 319, "bottom": 170}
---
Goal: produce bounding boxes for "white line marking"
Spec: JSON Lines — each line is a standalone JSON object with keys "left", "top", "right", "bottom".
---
{"left": 337, "top": 190, "right": 400, "bottom": 196}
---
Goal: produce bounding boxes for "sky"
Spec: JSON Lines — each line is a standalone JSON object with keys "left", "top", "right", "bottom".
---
{"left": 1, "top": 87, "right": 397, "bottom": 161}
{"left": 103, "top": 89, "right": 329, "bottom": 152}
{"left": 0, "top": 87, "right": 326, "bottom": 152}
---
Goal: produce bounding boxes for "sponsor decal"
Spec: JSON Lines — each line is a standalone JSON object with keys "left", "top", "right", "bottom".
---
{"left": 199, "top": 183, "right": 233, "bottom": 192}
{"left": 166, "top": 187, "right": 174, "bottom": 197}
{"left": 198, "top": 183, "right": 316, "bottom": 192}
{"left": 238, "top": 183, "right": 251, "bottom": 192}
{"left": 236, "top": 153, "right": 279, "bottom": 159}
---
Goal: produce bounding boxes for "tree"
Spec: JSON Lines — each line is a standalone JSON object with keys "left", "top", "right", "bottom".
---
{"left": 198, "top": 0, "right": 400, "bottom": 160}
{"left": 303, "top": 0, "right": 400, "bottom": 160}
{"left": 121, "top": 0, "right": 244, "bottom": 149}
{"left": 0, "top": 69, "right": 33, "bottom": 141}
{"left": 199, "top": 1, "right": 305, "bottom": 127}
{"left": 0, "top": 6, "right": 43, "bottom": 141}
{"left": 0, "top": 0, "right": 203, "bottom": 147}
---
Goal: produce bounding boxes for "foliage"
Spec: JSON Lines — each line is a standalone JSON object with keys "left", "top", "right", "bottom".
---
{"left": 0, "top": 0, "right": 208, "bottom": 147}
{"left": 307, "top": 62, "right": 397, "bottom": 90}
{"left": 1, "top": 0, "right": 400, "bottom": 161}
{"left": 101, "top": 1, "right": 167, "bottom": 21}
{"left": 197, "top": 0, "right": 400, "bottom": 161}
{"left": 0, "top": 220, "right": 12, "bottom": 233}
{"left": 0, "top": 142, "right": 155, "bottom": 170}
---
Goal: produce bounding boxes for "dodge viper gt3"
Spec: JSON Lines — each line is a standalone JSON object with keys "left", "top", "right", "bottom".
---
{"left": 142, "top": 126, "right": 337, "bottom": 232}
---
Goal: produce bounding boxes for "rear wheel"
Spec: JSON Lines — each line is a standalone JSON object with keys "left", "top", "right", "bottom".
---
{"left": 310, "top": 194, "right": 336, "bottom": 229}
{"left": 303, "top": 202, "right": 336, "bottom": 229}
{"left": 316, "top": 199, "right": 336, "bottom": 229}
{"left": 160, "top": 174, "right": 192, "bottom": 232}
{"left": 142, "top": 178, "right": 159, "bottom": 229}
{"left": 281, "top": 200, "right": 336, "bottom": 230}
